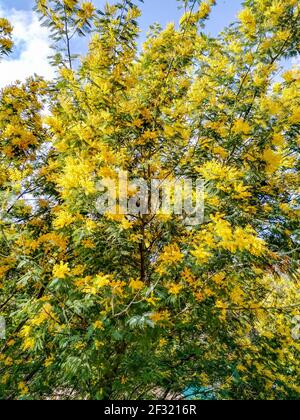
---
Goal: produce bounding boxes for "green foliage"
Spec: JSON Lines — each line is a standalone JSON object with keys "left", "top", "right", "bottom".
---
{"left": 0, "top": 0, "right": 299, "bottom": 401}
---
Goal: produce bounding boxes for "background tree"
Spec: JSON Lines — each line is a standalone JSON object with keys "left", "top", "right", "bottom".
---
{"left": 0, "top": 18, "right": 13, "bottom": 57}
{"left": 35, "top": 0, "right": 96, "bottom": 68}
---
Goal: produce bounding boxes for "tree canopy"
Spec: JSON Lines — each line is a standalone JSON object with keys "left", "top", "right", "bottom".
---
{"left": 0, "top": 0, "right": 299, "bottom": 400}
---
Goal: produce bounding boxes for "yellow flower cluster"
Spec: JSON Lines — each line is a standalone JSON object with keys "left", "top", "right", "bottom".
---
{"left": 156, "top": 244, "right": 184, "bottom": 274}
{"left": 199, "top": 161, "right": 251, "bottom": 200}
{"left": 53, "top": 210, "right": 75, "bottom": 229}
{"left": 197, "top": 2, "right": 212, "bottom": 20}
{"left": 198, "top": 160, "right": 243, "bottom": 182}
{"left": 18, "top": 382, "right": 29, "bottom": 396}
{"left": 238, "top": 8, "right": 256, "bottom": 36}
{"left": 93, "top": 320, "right": 104, "bottom": 330}
{"left": 167, "top": 283, "right": 184, "bottom": 296}
{"left": 263, "top": 148, "right": 283, "bottom": 174}
{"left": 53, "top": 262, "right": 70, "bottom": 279}
{"left": 129, "top": 279, "right": 145, "bottom": 291}
{"left": 0, "top": 17, "right": 13, "bottom": 52}
{"left": 191, "top": 215, "right": 266, "bottom": 265}
{"left": 232, "top": 119, "right": 251, "bottom": 136}
{"left": 181, "top": 267, "right": 197, "bottom": 285}
{"left": 77, "top": 2, "right": 96, "bottom": 20}
{"left": 31, "top": 303, "right": 55, "bottom": 327}
{"left": 56, "top": 157, "right": 96, "bottom": 197}
{"left": 79, "top": 273, "right": 112, "bottom": 295}
{"left": 191, "top": 246, "right": 212, "bottom": 264}
{"left": 36, "top": 232, "right": 68, "bottom": 251}
{"left": 63, "top": 0, "right": 78, "bottom": 9}
{"left": 150, "top": 310, "right": 170, "bottom": 324}
{"left": 213, "top": 217, "right": 266, "bottom": 256}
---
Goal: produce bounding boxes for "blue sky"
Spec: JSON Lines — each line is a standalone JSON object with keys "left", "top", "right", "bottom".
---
{"left": 141, "top": 0, "right": 243, "bottom": 36}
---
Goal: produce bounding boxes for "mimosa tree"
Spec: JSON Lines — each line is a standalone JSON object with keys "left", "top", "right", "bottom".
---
{"left": 0, "top": 0, "right": 299, "bottom": 400}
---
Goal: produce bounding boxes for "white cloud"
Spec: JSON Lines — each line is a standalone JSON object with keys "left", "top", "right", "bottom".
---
{"left": 0, "top": 6, "right": 55, "bottom": 88}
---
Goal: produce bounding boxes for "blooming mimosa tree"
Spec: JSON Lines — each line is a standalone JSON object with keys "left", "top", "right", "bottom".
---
{"left": 0, "top": 0, "right": 299, "bottom": 400}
